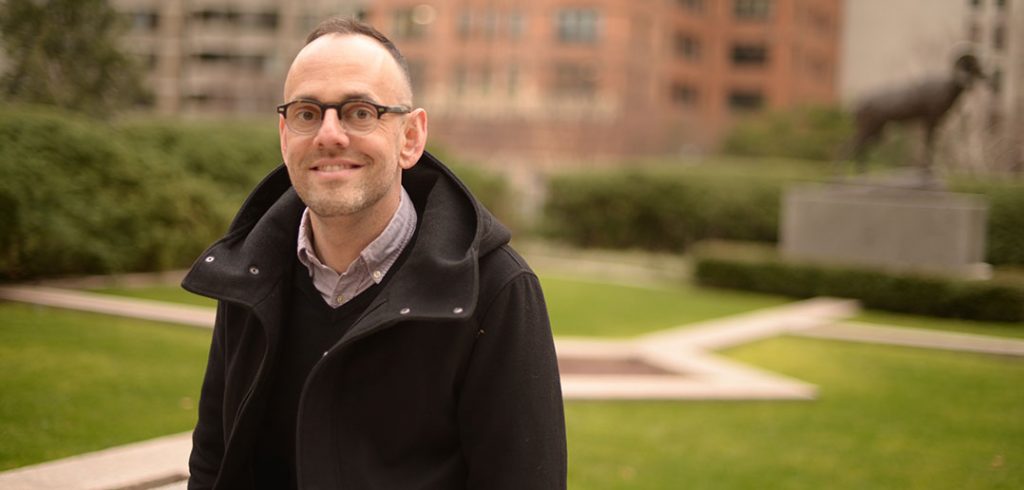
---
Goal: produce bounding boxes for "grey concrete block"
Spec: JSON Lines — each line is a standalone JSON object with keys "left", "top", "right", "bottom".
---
{"left": 780, "top": 184, "right": 990, "bottom": 278}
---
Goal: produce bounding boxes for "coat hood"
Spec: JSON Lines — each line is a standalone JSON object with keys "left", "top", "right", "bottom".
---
{"left": 182, "top": 151, "right": 511, "bottom": 322}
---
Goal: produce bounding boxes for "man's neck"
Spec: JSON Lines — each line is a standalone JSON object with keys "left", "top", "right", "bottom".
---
{"left": 308, "top": 194, "right": 400, "bottom": 273}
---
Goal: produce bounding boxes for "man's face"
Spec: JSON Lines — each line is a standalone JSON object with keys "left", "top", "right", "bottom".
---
{"left": 279, "top": 34, "right": 425, "bottom": 221}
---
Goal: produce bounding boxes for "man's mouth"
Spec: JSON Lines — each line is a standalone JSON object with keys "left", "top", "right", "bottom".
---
{"left": 312, "top": 159, "right": 363, "bottom": 173}
{"left": 316, "top": 163, "right": 358, "bottom": 172}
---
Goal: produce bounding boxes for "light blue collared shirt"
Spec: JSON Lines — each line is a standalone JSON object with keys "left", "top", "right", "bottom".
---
{"left": 296, "top": 187, "right": 417, "bottom": 308}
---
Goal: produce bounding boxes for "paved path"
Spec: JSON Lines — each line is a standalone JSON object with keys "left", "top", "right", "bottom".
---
{"left": 0, "top": 286, "right": 214, "bottom": 328}
{"left": 0, "top": 432, "right": 190, "bottom": 490}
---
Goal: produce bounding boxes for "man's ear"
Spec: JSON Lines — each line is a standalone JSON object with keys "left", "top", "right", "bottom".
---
{"left": 398, "top": 109, "right": 428, "bottom": 170}
{"left": 278, "top": 115, "right": 288, "bottom": 162}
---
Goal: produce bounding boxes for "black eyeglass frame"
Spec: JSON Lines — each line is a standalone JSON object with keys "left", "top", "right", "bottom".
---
{"left": 275, "top": 98, "right": 413, "bottom": 134}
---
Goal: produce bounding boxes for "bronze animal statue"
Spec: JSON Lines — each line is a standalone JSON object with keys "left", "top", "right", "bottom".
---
{"left": 841, "top": 53, "right": 986, "bottom": 182}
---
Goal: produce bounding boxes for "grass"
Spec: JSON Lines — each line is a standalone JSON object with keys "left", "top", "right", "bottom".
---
{"left": 540, "top": 276, "right": 791, "bottom": 337}
{"left": 567, "top": 337, "right": 1024, "bottom": 489}
{"left": 0, "top": 303, "right": 210, "bottom": 471}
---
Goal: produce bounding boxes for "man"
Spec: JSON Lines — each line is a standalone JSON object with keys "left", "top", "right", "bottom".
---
{"left": 182, "top": 17, "right": 566, "bottom": 490}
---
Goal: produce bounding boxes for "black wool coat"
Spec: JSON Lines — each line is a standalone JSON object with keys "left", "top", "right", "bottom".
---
{"left": 182, "top": 152, "right": 567, "bottom": 489}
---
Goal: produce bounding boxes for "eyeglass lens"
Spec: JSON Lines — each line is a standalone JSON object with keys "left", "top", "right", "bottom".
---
{"left": 286, "top": 101, "right": 380, "bottom": 135}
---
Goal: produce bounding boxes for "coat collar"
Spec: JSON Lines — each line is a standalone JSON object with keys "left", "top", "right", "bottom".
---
{"left": 181, "top": 151, "right": 509, "bottom": 327}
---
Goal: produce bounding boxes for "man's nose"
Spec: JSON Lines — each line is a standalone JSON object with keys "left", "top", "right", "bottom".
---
{"left": 315, "top": 108, "right": 350, "bottom": 146}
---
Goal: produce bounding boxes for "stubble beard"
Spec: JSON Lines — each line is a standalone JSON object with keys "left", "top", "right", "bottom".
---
{"left": 297, "top": 153, "right": 402, "bottom": 220}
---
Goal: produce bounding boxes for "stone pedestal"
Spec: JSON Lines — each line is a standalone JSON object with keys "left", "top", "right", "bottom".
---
{"left": 780, "top": 184, "right": 990, "bottom": 278}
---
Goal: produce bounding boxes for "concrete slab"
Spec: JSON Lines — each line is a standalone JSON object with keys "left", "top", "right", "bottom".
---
{"left": 0, "top": 286, "right": 213, "bottom": 329}
{"left": 0, "top": 432, "right": 190, "bottom": 490}
{"left": 556, "top": 298, "right": 857, "bottom": 400}
{"left": 795, "top": 321, "right": 1024, "bottom": 356}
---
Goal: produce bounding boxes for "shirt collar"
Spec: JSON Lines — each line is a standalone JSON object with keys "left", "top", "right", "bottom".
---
{"left": 296, "top": 186, "right": 418, "bottom": 284}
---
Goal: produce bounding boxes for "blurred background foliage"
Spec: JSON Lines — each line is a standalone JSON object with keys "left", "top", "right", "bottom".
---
{"left": 0, "top": 0, "right": 150, "bottom": 116}
{"left": 0, "top": 104, "right": 514, "bottom": 280}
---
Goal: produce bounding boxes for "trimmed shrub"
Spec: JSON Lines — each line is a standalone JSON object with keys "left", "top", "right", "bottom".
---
{"left": 0, "top": 105, "right": 228, "bottom": 279}
{"left": 693, "top": 242, "right": 1024, "bottom": 323}
{"left": 424, "top": 146, "right": 517, "bottom": 231}
{"left": 544, "top": 170, "right": 785, "bottom": 252}
{"left": 950, "top": 180, "right": 1024, "bottom": 266}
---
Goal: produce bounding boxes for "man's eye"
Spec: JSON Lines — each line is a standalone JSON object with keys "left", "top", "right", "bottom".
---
{"left": 350, "top": 107, "right": 374, "bottom": 120}
{"left": 295, "top": 109, "right": 318, "bottom": 121}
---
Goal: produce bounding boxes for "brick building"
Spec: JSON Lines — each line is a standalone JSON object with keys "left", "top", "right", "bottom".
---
{"left": 103, "top": 0, "right": 840, "bottom": 163}
{"left": 110, "top": 0, "right": 364, "bottom": 115}
{"left": 366, "top": 0, "right": 841, "bottom": 163}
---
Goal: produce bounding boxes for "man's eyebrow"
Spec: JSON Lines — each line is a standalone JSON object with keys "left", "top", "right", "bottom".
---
{"left": 289, "top": 92, "right": 378, "bottom": 103}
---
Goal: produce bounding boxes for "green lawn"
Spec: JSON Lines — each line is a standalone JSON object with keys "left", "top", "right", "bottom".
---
{"left": 568, "top": 337, "right": 1024, "bottom": 489}
{"left": 0, "top": 303, "right": 210, "bottom": 471}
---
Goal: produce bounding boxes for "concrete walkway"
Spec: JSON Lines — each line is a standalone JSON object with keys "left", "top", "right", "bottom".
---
{"left": 0, "top": 432, "right": 190, "bottom": 490}
{"left": 0, "top": 286, "right": 214, "bottom": 329}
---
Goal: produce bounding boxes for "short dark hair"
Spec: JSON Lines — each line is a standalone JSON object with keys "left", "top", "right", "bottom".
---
{"left": 305, "top": 17, "right": 412, "bottom": 90}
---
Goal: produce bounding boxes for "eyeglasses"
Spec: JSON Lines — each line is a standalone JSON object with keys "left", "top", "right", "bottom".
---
{"left": 276, "top": 98, "right": 412, "bottom": 135}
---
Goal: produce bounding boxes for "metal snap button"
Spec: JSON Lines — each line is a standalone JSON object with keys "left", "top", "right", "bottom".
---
{"left": 204, "top": 256, "right": 215, "bottom": 263}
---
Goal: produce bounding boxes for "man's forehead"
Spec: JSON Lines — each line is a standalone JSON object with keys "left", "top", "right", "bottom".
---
{"left": 283, "top": 34, "right": 407, "bottom": 100}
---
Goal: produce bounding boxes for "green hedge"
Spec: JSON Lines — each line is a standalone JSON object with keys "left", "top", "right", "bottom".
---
{"left": 0, "top": 105, "right": 514, "bottom": 280}
{"left": 543, "top": 171, "right": 783, "bottom": 252}
{"left": 543, "top": 167, "right": 1024, "bottom": 265}
{"left": 692, "top": 242, "right": 1024, "bottom": 323}
{"left": 0, "top": 106, "right": 233, "bottom": 279}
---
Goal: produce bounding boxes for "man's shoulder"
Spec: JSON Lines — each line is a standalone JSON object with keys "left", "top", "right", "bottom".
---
{"left": 477, "top": 244, "right": 538, "bottom": 296}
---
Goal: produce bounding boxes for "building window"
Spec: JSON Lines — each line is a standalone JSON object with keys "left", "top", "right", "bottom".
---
{"left": 407, "top": 60, "right": 426, "bottom": 96}
{"left": 453, "top": 64, "right": 468, "bottom": 96}
{"left": 248, "top": 12, "right": 279, "bottom": 30}
{"left": 968, "top": 22, "right": 981, "bottom": 42}
{"left": 728, "top": 90, "right": 764, "bottom": 111}
{"left": 969, "top": 0, "right": 982, "bottom": 8}
{"left": 508, "top": 12, "right": 526, "bottom": 40}
{"left": 507, "top": 65, "right": 519, "bottom": 96}
{"left": 556, "top": 9, "right": 601, "bottom": 44}
{"left": 457, "top": 11, "right": 472, "bottom": 39}
{"left": 670, "top": 83, "right": 699, "bottom": 107}
{"left": 192, "top": 9, "right": 242, "bottom": 24}
{"left": 996, "top": 0, "right": 1006, "bottom": 9}
{"left": 552, "top": 62, "right": 597, "bottom": 98}
{"left": 734, "top": 0, "right": 773, "bottom": 20}
{"left": 674, "top": 33, "right": 701, "bottom": 60}
{"left": 479, "top": 64, "right": 493, "bottom": 94}
{"left": 130, "top": 11, "right": 159, "bottom": 30}
{"left": 731, "top": 43, "right": 769, "bottom": 66}
{"left": 677, "top": 0, "right": 704, "bottom": 12}
{"left": 481, "top": 10, "right": 498, "bottom": 40}
{"left": 192, "top": 52, "right": 267, "bottom": 72}
{"left": 993, "top": 24, "right": 1005, "bottom": 51}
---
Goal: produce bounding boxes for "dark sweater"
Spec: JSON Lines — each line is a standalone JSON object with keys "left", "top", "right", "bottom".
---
{"left": 251, "top": 259, "right": 384, "bottom": 489}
